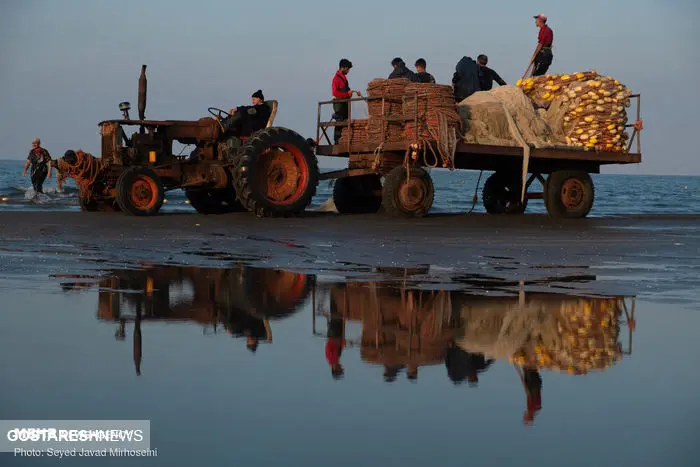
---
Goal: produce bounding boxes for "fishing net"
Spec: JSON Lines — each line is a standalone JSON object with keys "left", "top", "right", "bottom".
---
{"left": 456, "top": 85, "right": 556, "bottom": 148}
{"left": 455, "top": 296, "right": 624, "bottom": 374}
{"left": 517, "top": 71, "right": 633, "bottom": 152}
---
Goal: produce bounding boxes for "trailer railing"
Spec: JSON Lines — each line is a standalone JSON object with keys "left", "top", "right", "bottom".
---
{"left": 625, "top": 94, "right": 643, "bottom": 155}
{"left": 316, "top": 95, "right": 419, "bottom": 156}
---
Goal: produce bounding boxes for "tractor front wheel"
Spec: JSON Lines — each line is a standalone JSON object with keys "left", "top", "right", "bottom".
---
{"left": 79, "top": 185, "right": 120, "bottom": 212}
{"left": 115, "top": 167, "right": 164, "bottom": 216}
{"left": 232, "top": 127, "right": 319, "bottom": 217}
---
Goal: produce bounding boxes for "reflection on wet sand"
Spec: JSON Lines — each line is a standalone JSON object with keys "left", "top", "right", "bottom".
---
{"left": 58, "top": 264, "right": 635, "bottom": 423}
{"left": 58, "top": 265, "right": 312, "bottom": 373}
{"left": 311, "top": 273, "right": 635, "bottom": 424}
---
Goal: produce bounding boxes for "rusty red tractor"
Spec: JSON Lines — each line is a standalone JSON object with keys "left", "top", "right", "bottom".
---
{"left": 60, "top": 65, "right": 319, "bottom": 217}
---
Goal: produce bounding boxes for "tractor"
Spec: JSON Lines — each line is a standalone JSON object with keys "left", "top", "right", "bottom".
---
{"left": 60, "top": 65, "right": 319, "bottom": 217}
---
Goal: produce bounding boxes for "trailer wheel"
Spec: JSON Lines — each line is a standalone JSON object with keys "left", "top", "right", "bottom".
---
{"left": 382, "top": 166, "right": 434, "bottom": 217}
{"left": 185, "top": 188, "right": 245, "bottom": 214}
{"left": 545, "top": 170, "right": 595, "bottom": 219}
{"left": 115, "top": 167, "right": 164, "bottom": 216}
{"left": 232, "top": 127, "right": 319, "bottom": 217}
{"left": 482, "top": 172, "right": 527, "bottom": 214}
{"left": 333, "top": 175, "right": 383, "bottom": 214}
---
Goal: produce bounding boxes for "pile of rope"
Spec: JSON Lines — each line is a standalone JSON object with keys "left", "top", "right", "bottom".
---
{"left": 517, "top": 71, "right": 633, "bottom": 152}
{"left": 403, "top": 83, "right": 461, "bottom": 168}
{"left": 337, "top": 120, "right": 371, "bottom": 147}
{"left": 58, "top": 149, "right": 105, "bottom": 197}
{"left": 367, "top": 78, "right": 411, "bottom": 118}
{"left": 338, "top": 79, "right": 461, "bottom": 168}
{"left": 339, "top": 78, "right": 418, "bottom": 145}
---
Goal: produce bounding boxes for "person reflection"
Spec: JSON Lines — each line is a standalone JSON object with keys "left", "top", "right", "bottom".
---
{"left": 406, "top": 365, "right": 418, "bottom": 382}
{"left": 383, "top": 365, "right": 403, "bottom": 383}
{"left": 133, "top": 307, "right": 142, "bottom": 376}
{"left": 326, "top": 312, "right": 345, "bottom": 379}
{"left": 115, "top": 319, "right": 126, "bottom": 341}
{"left": 225, "top": 311, "right": 267, "bottom": 354}
{"left": 518, "top": 366, "right": 542, "bottom": 425}
{"left": 445, "top": 343, "right": 494, "bottom": 386}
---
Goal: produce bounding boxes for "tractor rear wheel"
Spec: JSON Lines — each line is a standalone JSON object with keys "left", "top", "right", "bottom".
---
{"left": 115, "top": 167, "right": 164, "bottom": 216}
{"left": 185, "top": 188, "right": 245, "bottom": 214}
{"left": 382, "top": 166, "right": 434, "bottom": 217}
{"left": 232, "top": 127, "right": 319, "bottom": 217}
{"left": 332, "top": 175, "right": 383, "bottom": 214}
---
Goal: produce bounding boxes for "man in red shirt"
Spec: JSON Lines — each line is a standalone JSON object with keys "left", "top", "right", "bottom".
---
{"left": 325, "top": 311, "right": 345, "bottom": 379}
{"left": 529, "top": 14, "right": 554, "bottom": 76}
{"left": 332, "top": 58, "right": 361, "bottom": 144}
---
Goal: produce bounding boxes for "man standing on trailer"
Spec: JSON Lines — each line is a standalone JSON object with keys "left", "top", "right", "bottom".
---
{"left": 388, "top": 57, "right": 418, "bottom": 82}
{"left": 477, "top": 54, "right": 507, "bottom": 90}
{"left": 414, "top": 58, "right": 436, "bottom": 84}
{"left": 332, "top": 58, "right": 361, "bottom": 145}
{"left": 528, "top": 14, "right": 554, "bottom": 76}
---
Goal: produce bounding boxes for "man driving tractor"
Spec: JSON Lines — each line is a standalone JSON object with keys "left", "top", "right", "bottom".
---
{"left": 221, "top": 89, "right": 271, "bottom": 137}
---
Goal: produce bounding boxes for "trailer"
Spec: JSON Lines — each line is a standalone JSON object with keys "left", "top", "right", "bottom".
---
{"left": 313, "top": 93, "right": 643, "bottom": 219}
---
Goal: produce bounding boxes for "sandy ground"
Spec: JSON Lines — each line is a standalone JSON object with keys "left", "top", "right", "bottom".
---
{"left": 1, "top": 211, "right": 699, "bottom": 302}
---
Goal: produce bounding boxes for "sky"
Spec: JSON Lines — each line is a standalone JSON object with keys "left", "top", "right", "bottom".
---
{"left": 1, "top": 0, "right": 698, "bottom": 175}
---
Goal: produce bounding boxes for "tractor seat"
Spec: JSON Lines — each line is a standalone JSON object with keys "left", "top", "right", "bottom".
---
{"left": 265, "top": 100, "right": 278, "bottom": 127}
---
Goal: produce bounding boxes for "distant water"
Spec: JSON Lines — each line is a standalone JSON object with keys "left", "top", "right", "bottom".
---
{"left": 1, "top": 159, "right": 698, "bottom": 216}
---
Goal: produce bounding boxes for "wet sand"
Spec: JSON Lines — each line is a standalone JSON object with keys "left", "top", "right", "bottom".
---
{"left": 2, "top": 211, "right": 699, "bottom": 467}
{"left": 1, "top": 211, "right": 699, "bottom": 302}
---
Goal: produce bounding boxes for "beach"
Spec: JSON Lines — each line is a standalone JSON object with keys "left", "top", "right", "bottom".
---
{"left": 2, "top": 210, "right": 699, "bottom": 300}
{"left": 2, "top": 209, "right": 700, "bottom": 467}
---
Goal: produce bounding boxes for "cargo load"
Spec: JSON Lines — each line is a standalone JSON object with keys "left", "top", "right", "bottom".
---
{"left": 454, "top": 296, "right": 625, "bottom": 374}
{"left": 456, "top": 85, "right": 557, "bottom": 148}
{"left": 517, "top": 70, "right": 634, "bottom": 152}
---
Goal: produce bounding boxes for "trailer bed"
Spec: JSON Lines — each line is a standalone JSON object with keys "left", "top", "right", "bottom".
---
{"left": 316, "top": 142, "right": 640, "bottom": 170}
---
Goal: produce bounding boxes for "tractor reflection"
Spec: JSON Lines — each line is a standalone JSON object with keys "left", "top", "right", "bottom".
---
{"left": 63, "top": 265, "right": 312, "bottom": 374}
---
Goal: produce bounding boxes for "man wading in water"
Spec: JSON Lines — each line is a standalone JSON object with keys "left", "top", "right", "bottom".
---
{"left": 22, "top": 138, "right": 52, "bottom": 194}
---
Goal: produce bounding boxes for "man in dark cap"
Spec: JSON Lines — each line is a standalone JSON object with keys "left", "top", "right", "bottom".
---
{"left": 477, "top": 54, "right": 507, "bottom": 91}
{"left": 221, "top": 90, "right": 272, "bottom": 137}
{"left": 388, "top": 57, "right": 418, "bottom": 81}
{"left": 528, "top": 14, "right": 554, "bottom": 76}
{"left": 331, "top": 58, "right": 361, "bottom": 145}
{"left": 414, "top": 58, "right": 436, "bottom": 84}
{"left": 451, "top": 56, "right": 481, "bottom": 102}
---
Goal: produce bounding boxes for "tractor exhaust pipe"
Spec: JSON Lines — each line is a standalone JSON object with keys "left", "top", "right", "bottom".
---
{"left": 138, "top": 64, "right": 147, "bottom": 121}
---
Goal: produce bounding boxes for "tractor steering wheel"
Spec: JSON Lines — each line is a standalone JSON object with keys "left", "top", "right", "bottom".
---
{"left": 208, "top": 107, "right": 232, "bottom": 120}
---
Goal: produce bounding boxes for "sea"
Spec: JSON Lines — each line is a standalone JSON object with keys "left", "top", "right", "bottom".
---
{"left": 1, "top": 159, "right": 699, "bottom": 216}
